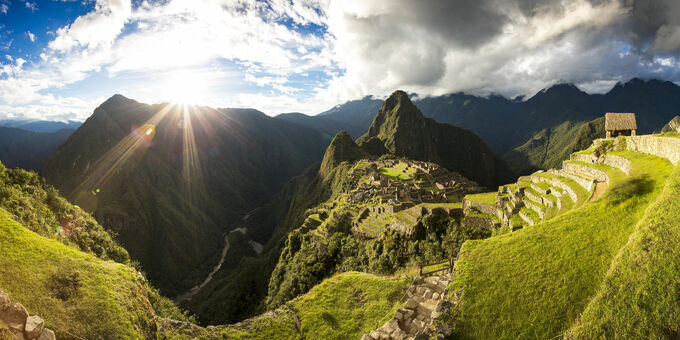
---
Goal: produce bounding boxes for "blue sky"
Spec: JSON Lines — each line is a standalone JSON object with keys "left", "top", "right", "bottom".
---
{"left": 1, "top": 0, "right": 680, "bottom": 121}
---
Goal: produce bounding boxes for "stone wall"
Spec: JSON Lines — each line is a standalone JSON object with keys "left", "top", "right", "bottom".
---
{"left": 594, "top": 136, "right": 680, "bottom": 165}
{"left": 562, "top": 161, "right": 609, "bottom": 183}
{"left": 462, "top": 199, "right": 498, "bottom": 216}
{"left": 548, "top": 169, "right": 593, "bottom": 192}
{"left": 522, "top": 199, "right": 545, "bottom": 219}
{"left": 603, "top": 154, "right": 631, "bottom": 175}
{"left": 532, "top": 175, "right": 578, "bottom": 203}
{"left": 0, "top": 290, "right": 55, "bottom": 340}
{"left": 518, "top": 211, "right": 535, "bottom": 226}
{"left": 570, "top": 153, "right": 631, "bottom": 175}
{"left": 464, "top": 216, "right": 498, "bottom": 230}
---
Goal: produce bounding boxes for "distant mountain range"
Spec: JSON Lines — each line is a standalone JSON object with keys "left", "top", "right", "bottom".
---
{"left": 0, "top": 127, "right": 75, "bottom": 171}
{"left": 299, "top": 78, "right": 680, "bottom": 174}
{"left": 0, "top": 119, "right": 81, "bottom": 133}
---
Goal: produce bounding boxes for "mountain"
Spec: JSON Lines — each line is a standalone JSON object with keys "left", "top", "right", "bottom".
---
{"left": 0, "top": 127, "right": 75, "bottom": 171}
{"left": 503, "top": 117, "right": 605, "bottom": 174}
{"left": 275, "top": 112, "right": 365, "bottom": 140}
{"left": 356, "top": 90, "right": 514, "bottom": 188}
{"left": 661, "top": 115, "right": 680, "bottom": 133}
{"left": 41, "top": 94, "right": 330, "bottom": 299}
{"left": 0, "top": 119, "right": 81, "bottom": 133}
{"left": 309, "top": 78, "right": 680, "bottom": 175}
{"left": 317, "top": 96, "right": 383, "bottom": 134}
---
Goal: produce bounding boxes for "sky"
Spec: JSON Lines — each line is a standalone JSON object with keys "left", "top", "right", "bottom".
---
{"left": 1, "top": 0, "right": 680, "bottom": 121}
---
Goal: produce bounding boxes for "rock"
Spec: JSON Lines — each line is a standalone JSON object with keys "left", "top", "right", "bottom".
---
{"left": 361, "top": 334, "right": 372, "bottom": 340}
{"left": 0, "top": 291, "right": 9, "bottom": 309}
{"left": 2, "top": 303, "right": 28, "bottom": 332}
{"left": 24, "top": 316, "right": 44, "bottom": 339}
{"left": 37, "top": 329, "right": 55, "bottom": 340}
{"left": 11, "top": 330, "right": 27, "bottom": 340}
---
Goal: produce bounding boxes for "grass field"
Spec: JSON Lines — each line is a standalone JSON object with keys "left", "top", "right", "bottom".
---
{"left": 446, "top": 151, "right": 672, "bottom": 339}
{"left": 0, "top": 208, "right": 156, "bottom": 339}
{"left": 568, "top": 159, "right": 680, "bottom": 338}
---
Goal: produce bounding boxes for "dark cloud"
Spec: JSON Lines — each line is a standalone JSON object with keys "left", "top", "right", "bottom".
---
{"left": 325, "top": 0, "right": 680, "bottom": 102}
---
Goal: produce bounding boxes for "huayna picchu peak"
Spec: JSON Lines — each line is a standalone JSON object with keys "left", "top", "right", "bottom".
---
{"left": 358, "top": 90, "right": 513, "bottom": 188}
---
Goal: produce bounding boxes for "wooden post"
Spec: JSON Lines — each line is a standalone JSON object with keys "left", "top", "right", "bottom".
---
{"left": 419, "top": 265, "right": 423, "bottom": 277}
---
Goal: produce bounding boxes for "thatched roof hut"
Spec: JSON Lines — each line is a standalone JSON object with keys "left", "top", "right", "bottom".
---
{"left": 605, "top": 113, "right": 637, "bottom": 138}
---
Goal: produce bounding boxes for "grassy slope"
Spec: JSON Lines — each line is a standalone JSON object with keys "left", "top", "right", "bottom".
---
{"left": 568, "top": 161, "right": 680, "bottom": 338}
{"left": 448, "top": 151, "right": 671, "bottom": 339}
{"left": 0, "top": 208, "right": 156, "bottom": 339}
{"left": 164, "top": 271, "right": 409, "bottom": 340}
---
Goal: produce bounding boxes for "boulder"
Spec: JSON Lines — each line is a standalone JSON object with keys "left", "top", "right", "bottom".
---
{"left": 2, "top": 303, "right": 28, "bottom": 332}
{"left": 37, "top": 329, "right": 55, "bottom": 340}
{"left": 0, "top": 291, "right": 9, "bottom": 309}
{"left": 24, "top": 316, "right": 44, "bottom": 339}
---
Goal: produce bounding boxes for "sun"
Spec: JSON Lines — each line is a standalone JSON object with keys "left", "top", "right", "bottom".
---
{"left": 158, "top": 70, "right": 208, "bottom": 105}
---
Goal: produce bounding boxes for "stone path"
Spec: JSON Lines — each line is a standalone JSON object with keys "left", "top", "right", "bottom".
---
{"left": 590, "top": 181, "right": 608, "bottom": 202}
{"left": 361, "top": 275, "right": 451, "bottom": 340}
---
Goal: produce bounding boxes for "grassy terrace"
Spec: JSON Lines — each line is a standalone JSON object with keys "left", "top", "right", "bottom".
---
{"left": 464, "top": 192, "right": 497, "bottom": 205}
{"left": 445, "top": 152, "right": 672, "bottom": 339}
{"left": 466, "top": 210, "right": 501, "bottom": 223}
{"left": 0, "top": 209, "right": 155, "bottom": 339}
{"left": 533, "top": 172, "right": 591, "bottom": 206}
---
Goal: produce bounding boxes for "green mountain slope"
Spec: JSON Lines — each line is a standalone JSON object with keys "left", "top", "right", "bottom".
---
{"left": 503, "top": 117, "right": 605, "bottom": 174}
{"left": 41, "top": 95, "right": 330, "bottom": 298}
{"left": 357, "top": 90, "right": 513, "bottom": 188}
{"left": 0, "top": 160, "right": 192, "bottom": 339}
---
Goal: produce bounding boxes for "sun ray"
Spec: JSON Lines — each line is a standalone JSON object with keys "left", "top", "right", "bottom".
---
{"left": 181, "top": 104, "right": 207, "bottom": 205}
{"left": 68, "top": 104, "right": 174, "bottom": 210}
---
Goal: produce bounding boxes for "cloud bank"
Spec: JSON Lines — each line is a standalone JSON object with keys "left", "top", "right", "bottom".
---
{"left": 2, "top": 0, "right": 680, "bottom": 120}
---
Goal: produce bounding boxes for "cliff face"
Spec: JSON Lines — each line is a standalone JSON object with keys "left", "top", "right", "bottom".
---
{"left": 358, "top": 90, "right": 514, "bottom": 188}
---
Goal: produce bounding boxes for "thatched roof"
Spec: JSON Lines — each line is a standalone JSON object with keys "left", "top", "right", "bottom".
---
{"left": 605, "top": 112, "right": 637, "bottom": 131}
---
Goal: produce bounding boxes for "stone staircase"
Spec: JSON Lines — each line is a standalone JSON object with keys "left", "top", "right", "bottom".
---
{"left": 362, "top": 275, "right": 451, "bottom": 340}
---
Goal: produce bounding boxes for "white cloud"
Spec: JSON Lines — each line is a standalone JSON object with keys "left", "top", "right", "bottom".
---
{"left": 49, "top": 0, "right": 131, "bottom": 51}
{"left": 24, "top": 1, "right": 37, "bottom": 12}
{"left": 26, "top": 31, "right": 35, "bottom": 42}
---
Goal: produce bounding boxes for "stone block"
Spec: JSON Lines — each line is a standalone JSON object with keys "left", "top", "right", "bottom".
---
{"left": 24, "top": 315, "right": 44, "bottom": 339}
{"left": 37, "top": 329, "right": 55, "bottom": 340}
{"left": 2, "top": 303, "right": 28, "bottom": 332}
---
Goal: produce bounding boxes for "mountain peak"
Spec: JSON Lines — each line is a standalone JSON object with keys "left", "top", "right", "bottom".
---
{"left": 319, "top": 131, "right": 365, "bottom": 178}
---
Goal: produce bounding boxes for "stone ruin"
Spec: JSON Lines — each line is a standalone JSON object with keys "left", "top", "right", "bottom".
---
{"left": 0, "top": 290, "right": 55, "bottom": 340}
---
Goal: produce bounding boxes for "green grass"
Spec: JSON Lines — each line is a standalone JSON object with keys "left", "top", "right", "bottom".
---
{"left": 464, "top": 192, "right": 497, "bottom": 205}
{"left": 567, "top": 161, "right": 680, "bottom": 338}
{"left": 0, "top": 209, "right": 156, "bottom": 339}
{"left": 291, "top": 272, "right": 410, "bottom": 339}
{"left": 379, "top": 167, "right": 411, "bottom": 182}
{"left": 184, "top": 271, "right": 411, "bottom": 339}
{"left": 445, "top": 152, "right": 672, "bottom": 339}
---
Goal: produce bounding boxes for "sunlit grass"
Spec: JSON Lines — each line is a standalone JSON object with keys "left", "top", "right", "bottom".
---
{"left": 445, "top": 152, "right": 672, "bottom": 339}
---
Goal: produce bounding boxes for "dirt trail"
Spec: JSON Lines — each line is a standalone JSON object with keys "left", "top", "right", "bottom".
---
{"left": 174, "top": 234, "right": 230, "bottom": 304}
{"left": 590, "top": 181, "right": 608, "bottom": 201}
